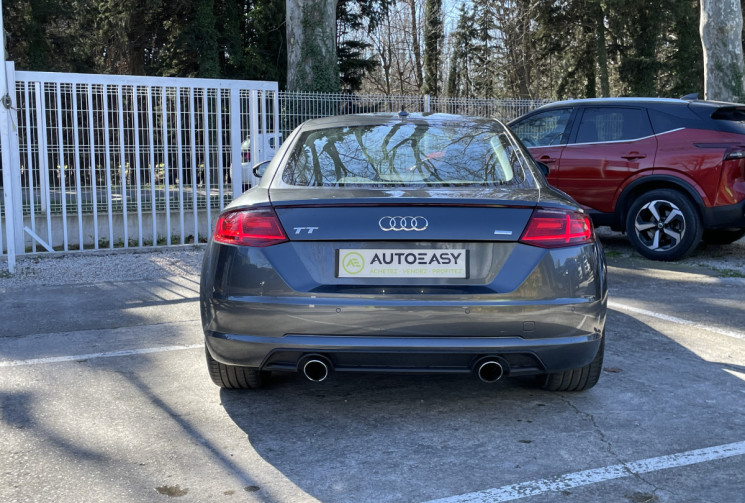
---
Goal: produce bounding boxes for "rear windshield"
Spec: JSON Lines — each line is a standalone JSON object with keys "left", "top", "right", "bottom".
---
{"left": 709, "top": 107, "right": 745, "bottom": 134}
{"left": 280, "top": 122, "right": 527, "bottom": 187}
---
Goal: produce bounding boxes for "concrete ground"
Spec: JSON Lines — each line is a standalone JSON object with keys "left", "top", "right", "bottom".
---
{"left": 1, "top": 234, "right": 744, "bottom": 503}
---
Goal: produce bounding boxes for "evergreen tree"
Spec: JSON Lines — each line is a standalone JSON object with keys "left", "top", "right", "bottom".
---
{"left": 446, "top": 4, "right": 475, "bottom": 98}
{"left": 96, "top": 0, "right": 167, "bottom": 75}
{"left": 336, "top": 0, "right": 390, "bottom": 93}
{"left": 532, "top": 0, "right": 604, "bottom": 99}
{"left": 241, "top": 0, "right": 288, "bottom": 86}
{"left": 471, "top": 0, "right": 495, "bottom": 98}
{"left": 606, "top": 0, "right": 664, "bottom": 96}
{"left": 422, "top": 0, "right": 444, "bottom": 96}
{"left": 3, "top": 0, "right": 98, "bottom": 72}
{"left": 657, "top": 0, "right": 703, "bottom": 97}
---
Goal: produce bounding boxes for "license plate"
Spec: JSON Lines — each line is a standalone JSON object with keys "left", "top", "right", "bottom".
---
{"left": 337, "top": 249, "right": 468, "bottom": 278}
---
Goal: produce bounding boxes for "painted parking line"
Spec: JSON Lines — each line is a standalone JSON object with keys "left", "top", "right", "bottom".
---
{"left": 609, "top": 300, "right": 745, "bottom": 341}
{"left": 0, "top": 344, "right": 204, "bottom": 367}
{"left": 425, "top": 440, "right": 745, "bottom": 503}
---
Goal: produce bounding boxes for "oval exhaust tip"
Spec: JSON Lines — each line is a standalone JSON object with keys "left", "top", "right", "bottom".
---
{"left": 302, "top": 359, "right": 330, "bottom": 382}
{"left": 477, "top": 360, "right": 504, "bottom": 383}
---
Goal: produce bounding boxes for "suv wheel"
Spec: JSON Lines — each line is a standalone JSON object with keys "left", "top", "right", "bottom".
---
{"left": 625, "top": 189, "right": 703, "bottom": 261}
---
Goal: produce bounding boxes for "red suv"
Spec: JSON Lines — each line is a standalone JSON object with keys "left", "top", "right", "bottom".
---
{"left": 509, "top": 98, "right": 745, "bottom": 260}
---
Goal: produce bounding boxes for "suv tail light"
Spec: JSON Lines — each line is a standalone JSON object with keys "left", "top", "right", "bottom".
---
{"left": 213, "top": 208, "right": 288, "bottom": 247}
{"left": 520, "top": 209, "right": 594, "bottom": 248}
{"left": 717, "top": 147, "right": 745, "bottom": 205}
{"left": 724, "top": 148, "right": 745, "bottom": 161}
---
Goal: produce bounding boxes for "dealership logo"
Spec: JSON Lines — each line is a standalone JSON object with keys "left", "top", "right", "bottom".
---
{"left": 379, "top": 216, "right": 429, "bottom": 231}
{"left": 341, "top": 252, "right": 365, "bottom": 275}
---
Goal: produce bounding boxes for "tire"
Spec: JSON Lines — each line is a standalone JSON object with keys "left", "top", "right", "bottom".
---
{"left": 702, "top": 228, "right": 745, "bottom": 245}
{"left": 625, "top": 189, "right": 703, "bottom": 261}
{"left": 205, "top": 346, "right": 269, "bottom": 389}
{"left": 540, "top": 338, "right": 604, "bottom": 392}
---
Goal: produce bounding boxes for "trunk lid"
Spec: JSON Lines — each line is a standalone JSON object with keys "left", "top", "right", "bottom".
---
{"left": 269, "top": 187, "right": 539, "bottom": 242}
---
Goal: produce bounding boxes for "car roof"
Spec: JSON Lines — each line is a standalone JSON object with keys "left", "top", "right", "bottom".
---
{"left": 297, "top": 112, "right": 507, "bottom": 132}
{"left": 531, "top": 97, "right": 745, "bottom": 113}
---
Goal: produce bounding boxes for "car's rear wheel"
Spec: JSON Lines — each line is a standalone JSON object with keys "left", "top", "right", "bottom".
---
{"left": 702, "top": 228, "right": 745, "bottom": 245}
{"left": 205, "top": 347, "right": 269, "bottom": 389}
{"left": 625, "top": 189, "right": 702, "bottom": 261}
{"left": 539, "top": 338, "right": 604, "bottom": 392}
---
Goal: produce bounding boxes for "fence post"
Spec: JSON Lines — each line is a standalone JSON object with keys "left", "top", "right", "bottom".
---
{"left": 1, "top": 61, "right": 23, "bottom": 272}
{"left": 424, "top": 94, "right": 431, "bottom": 113}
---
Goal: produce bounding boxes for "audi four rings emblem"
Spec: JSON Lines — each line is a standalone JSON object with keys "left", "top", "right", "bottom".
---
{"left": 379, "top": 216, "right": 429, "bottom": 231}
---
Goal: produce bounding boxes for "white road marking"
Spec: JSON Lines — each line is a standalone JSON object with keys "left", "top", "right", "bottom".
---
{"left": 0, "top": 344, "right": 204, "bottom": 367}
{"left": 609, "top": 300, "right": 745, "bottom": 341}
{"left": 425, "top": 440, "right": 745, "bottom": 503}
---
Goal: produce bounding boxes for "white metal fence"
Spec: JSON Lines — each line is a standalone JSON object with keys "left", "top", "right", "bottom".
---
{"left": 1, "top": 65, "right": 279, "bottom": 271}
{"left": 1, "top": 68, "right": 549, "bottom": 273}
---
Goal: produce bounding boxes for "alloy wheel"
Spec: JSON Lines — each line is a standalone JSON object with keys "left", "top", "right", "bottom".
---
{"left": 633, "top": 199, "right": 686, "bottom": 252}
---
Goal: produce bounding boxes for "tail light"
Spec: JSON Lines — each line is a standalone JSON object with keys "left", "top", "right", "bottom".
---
{"left": 213, "top": 208, "right": 288, "bottom": 247}
{"left": 520, "top": 209, "right": 594, "bottom": 248}
{"left": 716, "top": 147, "right": 745, "bottom": 205}
{"left": 242, "top": 151, "right": 251, "bottom": 162}
{"left": 723, "top": 147, "right": 745, "bottom": 161}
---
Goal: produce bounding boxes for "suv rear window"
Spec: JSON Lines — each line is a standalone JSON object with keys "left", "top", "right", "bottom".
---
{"left": 648, "top": 109, "right": 693, "bottom": 134}
{"left": 709, "top": 106, "right": 745, "bottom": 134}
{"left": 281, "top": 123, "right": 526, "bottom": 187}
{"left": 576, "top": 107, "right": 652, "bottom": 143}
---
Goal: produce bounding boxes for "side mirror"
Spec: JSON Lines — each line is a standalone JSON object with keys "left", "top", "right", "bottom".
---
{"left": 536, "top": 161, "right": 550, "bottom": 177}
{"left": 253, "top": 160, "right": 271, "bottom": 179}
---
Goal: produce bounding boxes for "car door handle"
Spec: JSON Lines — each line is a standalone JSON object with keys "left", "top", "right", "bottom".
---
{"left": 538, "top": 155, "right": 558, "bottom": 164}
{"left": 621, "top": 152, "right": 646, "bottom": 160}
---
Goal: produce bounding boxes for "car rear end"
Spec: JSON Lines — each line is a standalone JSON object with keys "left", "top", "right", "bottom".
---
{"left": 655, "top": 101, "right": 745, "bottom": 228}
{"left": 200, "top": 114, "right": 607, "bottom": 388}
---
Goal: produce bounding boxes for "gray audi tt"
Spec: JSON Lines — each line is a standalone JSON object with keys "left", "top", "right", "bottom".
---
{"left": 200, "top": 113, "right": 608, "bottom": 391}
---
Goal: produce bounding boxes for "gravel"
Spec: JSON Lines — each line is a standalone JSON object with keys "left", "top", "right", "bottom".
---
{"left": 596, "top": 228, "right": 745, "bottom": 278}
{"left": 0, "top": 246, "right": 204, "bottom": 289}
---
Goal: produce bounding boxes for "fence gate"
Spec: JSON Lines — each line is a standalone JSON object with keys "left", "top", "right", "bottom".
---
{"left": 1, "top": 64, "right": 279, "bottom": 272}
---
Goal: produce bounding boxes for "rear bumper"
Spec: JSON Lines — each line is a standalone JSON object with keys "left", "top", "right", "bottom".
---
{"left": 703, "top": 199, "right": 745, "bottom": 229}
{"left": 204, "top": 326, "right": 604, "bottom": 376}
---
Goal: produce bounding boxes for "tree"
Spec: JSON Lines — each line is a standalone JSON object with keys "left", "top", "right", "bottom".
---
{"left": 407, "top": 0, "right": 424, "bottom": 91}
{"left": 700, "top": 0, "right": 744, "bottom": 101}
{"left": 3, "top": 0, "right": 98, "bottom": 72}
{"left": 446, "top": 4, "right": 475, "bottom": 98}
{"left": 606, "top": 0, "right": 664, "bottom": 96}
{"left": 336, "top": 0, "right": 391, "bottom": 93}
{"left": 494, "top": 0, "right": 535, "bottom": 99}
{"left": 235, "top": 0, "right": 287, "bottom": 86}
{"left": 96, "top": 0, "right": 166, "bottom": 75}
{"left": 530, "top": 0, "right": 605, "bottom": 100}
{"left": 0, "top": 0, "right": 713, "bottom": 101}
{"left": 422, "top": 0, "right": 443, "bottom": 96}
{"left": 657, "top": 0, "right": 702, "bottom": 98}
{"left": 286, "top": 0, "right": 340, "bottom": 92}
{"left": 360, "top": 0, "right": 422, "bottom": 95}
{"left": 471, "top": 0, "right": 496, "bottom": 98}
